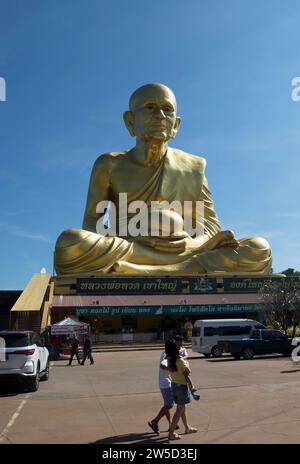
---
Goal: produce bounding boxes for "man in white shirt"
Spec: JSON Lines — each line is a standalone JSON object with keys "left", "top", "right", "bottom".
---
{"left": 148, "top": 335, "right": 188, "bottom": 435}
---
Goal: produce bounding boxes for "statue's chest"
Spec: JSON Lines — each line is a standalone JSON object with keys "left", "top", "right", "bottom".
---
{"left": 110, "top": 162, "right": 158, "bottom": 196}
{"left": 110, "top": 158, "right": 202, "bottom": 202}
{"left": 160, "top": 167, "right": 200, "bottom": 202}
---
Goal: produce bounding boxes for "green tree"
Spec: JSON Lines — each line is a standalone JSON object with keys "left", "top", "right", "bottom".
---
{"left": 281, "top": 268, "right": 300, "bottom": 276}
{"left": 258, "top": 280, "right": 300, "bottom": 337}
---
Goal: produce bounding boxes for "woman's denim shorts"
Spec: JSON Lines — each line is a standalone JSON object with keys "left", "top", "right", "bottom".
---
{"left": 171, "top": 382, "right": 192, "bottom": 405}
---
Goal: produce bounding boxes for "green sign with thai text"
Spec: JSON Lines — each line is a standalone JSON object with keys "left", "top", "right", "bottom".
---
{"left": 223, "top": 277, "right": 300, "bottom": 293}
{"left": 76, "top": 276, "right": 218, "bottom": 295}
{"left": 76, "top": 304, "right": 257, "bottom": 316}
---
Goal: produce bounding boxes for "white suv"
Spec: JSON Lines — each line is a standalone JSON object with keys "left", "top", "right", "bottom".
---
{"left": 0, "top": 331, "right": 50, "bottom": 392}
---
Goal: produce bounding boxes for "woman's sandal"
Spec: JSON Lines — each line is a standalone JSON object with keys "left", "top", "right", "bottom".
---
{"left": 168, "top": 425, "right": 180, "bottom": 431}
{"left": 168, "top": 433, "right": 182, "bottom": 440}
{"left": 185, "top": 427, "right": 198, "bottom": 434}
{"left": 148, "top": 421, "right": 159, "bottom": 435}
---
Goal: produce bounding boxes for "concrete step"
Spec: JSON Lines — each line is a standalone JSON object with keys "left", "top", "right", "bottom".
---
{"left": 90, "top": 342, "right": 192, "bottom": 353}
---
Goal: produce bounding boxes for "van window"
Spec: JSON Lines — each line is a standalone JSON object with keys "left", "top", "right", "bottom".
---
{"left": 204, "top": 325, "right": 253, "bottom": 337}
{"left": 192, "top": 327, "right": 201, "bottom": 337}
{"left": 226, "top": 326, "right": 252, "bottom": 336}
{"left": 204, "top": 327, "right": 215, "bottom": 336}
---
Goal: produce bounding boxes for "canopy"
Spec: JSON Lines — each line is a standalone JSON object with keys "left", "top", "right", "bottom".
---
{"left": 51, "top": 317, "right": 89, "bottom": 335}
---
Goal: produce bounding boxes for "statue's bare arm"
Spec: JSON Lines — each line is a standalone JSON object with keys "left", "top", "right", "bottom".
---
{"left": 82, "top": 154, "right": 113, "bottom": 232}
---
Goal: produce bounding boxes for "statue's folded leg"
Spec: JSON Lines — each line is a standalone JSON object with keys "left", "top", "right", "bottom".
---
{"left": 113, "top": 236, "right": 272, "bottom": 275}
{"left": 55, "top": 231, "right": 272, "bottom": 276}
{"left": 195, "top": 236, "right": 272, "bottom": 274}
{"left": 55, "top": 230, "right": 198, "bottom": 275}
{"left": 54, "top": 229, "right": 133, "bottom": 275}
{"left": 112, "top": 259, "right": 206, "bottom": 275}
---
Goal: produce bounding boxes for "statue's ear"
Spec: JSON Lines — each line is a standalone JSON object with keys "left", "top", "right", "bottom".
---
{"left": 171, "top": 116, "right": 181, "bottom": 139}
{"left": 123, "top": 111, "right": 135, "bottom": 137}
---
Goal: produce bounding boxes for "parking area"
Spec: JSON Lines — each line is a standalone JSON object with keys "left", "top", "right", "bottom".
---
{"left": 0, "top": 350, "right": 300, "bottom": 444}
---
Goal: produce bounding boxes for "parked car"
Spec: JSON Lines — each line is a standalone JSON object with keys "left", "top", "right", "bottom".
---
{"left": 217, "top": 329, "right": 298, "bottom": 360}
{"left": 0, "top": 331, "right": 50, "bottom": 391}
{"left": 192, "top": 319, "right": 265, "bottom": 357}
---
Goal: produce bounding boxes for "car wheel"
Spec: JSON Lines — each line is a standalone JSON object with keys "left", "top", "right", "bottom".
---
{"left": 211, "top": 345, "right": 223, "bottom": 358}
{"left": 26, "top": 364, "right": 40, "bottom": 392}
{"left": 242, "top": 347, "right": 254, "bottom": 360}
{"left": 232, "top": 353, "right": 241, "bottom": 360}
{"left": 41, "top": 360, "right": 50, "bottom": 381}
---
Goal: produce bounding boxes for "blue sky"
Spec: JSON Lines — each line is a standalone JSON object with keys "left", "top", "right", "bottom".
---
{"left": 0, "top": 0, "right": 300, "bottom": 289}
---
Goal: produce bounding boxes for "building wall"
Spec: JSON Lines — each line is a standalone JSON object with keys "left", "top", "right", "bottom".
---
{"left": 0, "top": 291, "right": 22, "bottom": 330}
{"left": 14, "top": 312, "right": 41, "bottom": 332}
{"left": 50, "top": 311, "right": 261, "bottom": 336}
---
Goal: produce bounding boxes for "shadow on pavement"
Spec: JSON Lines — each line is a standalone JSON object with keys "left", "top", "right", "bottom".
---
{"left": 0, "top": 383, "right": 25, "bottom": 397}
{"left": 53, "top": 364, "right": 83, "bottom": 367}
{"left": 50, "top": 357, "right": 72, "bottom": 362}
{"left": 91, "top": 432, "right": 169, "bottom": 445}
{"left": 207, "top": 355, "right": 283, "bottom": 363}
{"left": 188, "top": 355, "right": 232, "bottom": 361}
{"left": 280, "top": 369, "right": 300, "bottom": 374}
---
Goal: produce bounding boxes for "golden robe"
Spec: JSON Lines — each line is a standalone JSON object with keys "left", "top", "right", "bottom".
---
{"left": 54, "top": 149, "right": 272, "bottom": 275}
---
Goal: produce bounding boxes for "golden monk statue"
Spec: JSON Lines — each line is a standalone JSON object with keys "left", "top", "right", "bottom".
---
{"left": 54, "top": 83, "right": 272, "bottom": 275}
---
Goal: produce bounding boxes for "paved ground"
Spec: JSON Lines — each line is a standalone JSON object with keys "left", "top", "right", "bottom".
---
{"left": 0, "top": 350, "right": 300, "bottom": 444}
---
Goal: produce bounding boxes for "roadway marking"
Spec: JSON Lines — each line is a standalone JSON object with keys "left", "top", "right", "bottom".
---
{"left": 0, "top": 394, "right": 30, "bottom": 443}
{"left": 0, "top": 361, "right": 55, "bottom": 443}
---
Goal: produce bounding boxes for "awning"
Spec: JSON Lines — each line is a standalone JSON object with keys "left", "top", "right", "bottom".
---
{"left": 11, "top": 274, "right": 51, "bottom": 312}
{"left": 51, "top": 317, "right": 89, "bottom": 335}
{"left": 52, "top": 293, "right": 259, "bottom": 307}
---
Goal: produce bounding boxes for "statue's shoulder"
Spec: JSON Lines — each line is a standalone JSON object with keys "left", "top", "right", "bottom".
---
{"left": 171, "top": 148, "right": 206, "bottom": 173}
{"left": 92, "top": 151, "right": 129, "bottom": 171}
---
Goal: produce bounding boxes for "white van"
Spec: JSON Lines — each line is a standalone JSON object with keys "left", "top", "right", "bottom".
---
{"left": 192, "top": 319, "right": 265, "bottom": 357}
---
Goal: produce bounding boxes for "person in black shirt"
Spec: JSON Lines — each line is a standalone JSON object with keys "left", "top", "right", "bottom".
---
{"left": 68, "top": 335, "right": 81, "bottom": 365}
{"left": 81, "top": 336, "right": 94, "bottom": 365}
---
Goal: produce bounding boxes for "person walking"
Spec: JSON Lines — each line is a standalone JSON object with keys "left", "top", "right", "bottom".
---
{"left": 68, "top": 335, "right": 81, "bottom": 365}
{"left": 174, "top": 334, "right": 188, "bottom": 358}
{"left": 81, "top": 336, "right": 94, "bottom": 365}
{"left": 166, "top": 339, "right": 198, "bottom": 441}
{"left": 147, "top": 335, "right": 188, "bottom": 435}
{"left": 183, "top": 318, "right": 193, "bottom": 341}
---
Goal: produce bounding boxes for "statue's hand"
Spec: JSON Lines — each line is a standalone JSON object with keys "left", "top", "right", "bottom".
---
{"left": 133, "top": 230, "right": 239, "bottom": 255}
{"left": 138, "top": 236, "right": 189, "bottom": 254}
{"left": 155, "top": 237, "right": 189, "bottom": 253}
{"left": 204, "top": 230, "right": 239, "bottom": 251}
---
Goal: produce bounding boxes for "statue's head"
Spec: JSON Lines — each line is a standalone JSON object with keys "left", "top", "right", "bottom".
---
{"left": 123, "top": 83, "right": 181, "bottom": 142}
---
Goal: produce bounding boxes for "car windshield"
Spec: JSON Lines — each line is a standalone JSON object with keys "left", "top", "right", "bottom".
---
{"left": 0, "top": 333, "right": 30, "bottom": 347}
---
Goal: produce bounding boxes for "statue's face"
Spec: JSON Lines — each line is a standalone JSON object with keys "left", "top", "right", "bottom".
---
{"left": 126, "top": 86, "right": 181, "bottom": 142}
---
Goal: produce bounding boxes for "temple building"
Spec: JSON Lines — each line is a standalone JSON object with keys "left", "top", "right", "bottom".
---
{"left": 5, "top": 273, "right": 295, "bottom": 342}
